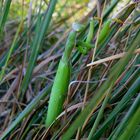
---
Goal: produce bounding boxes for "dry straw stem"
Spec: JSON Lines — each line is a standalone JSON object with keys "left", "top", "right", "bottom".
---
{"left": 87, "top": 48, "right": 140, "bottom": 67}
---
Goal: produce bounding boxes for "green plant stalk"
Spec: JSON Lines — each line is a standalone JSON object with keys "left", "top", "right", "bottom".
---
{"left": 111, "top": 67, "right": 140, "bottom": 103}
{"left": 88, "top": 85, "right": 113, "bottom": 140}
{"left": 108, "top": 94, "right": 139, "bottom": 140}
{"left": 103, "top": 0, "right": 121, "bottom": 20}
{"left": 0, "top": 1, "right": 2, "bottom": 17}
{"left": 93, "top": 77, "right": 140, "bottom": 139}
{"left": 61, "top": 27, "right": 140, "bottom": 140}
{"left": 20, "top": 109, "right": 47, "bottom": 140}
{"left": 112, "top": 94, "right": 140, "bottom": 140}
{"left": 0, "top": 12, "right": 41, "bottom": 69}
{"left": 0, "top": 22, "right": 23, "bottom": 83}
{"left": 0, "top": 86, "right": 51, "bottom": 140}
{"left": 45, "top": 30, "right": 76, "bottom": 127}
{"left": 21, "top": 0, "right": 58, "bottom": 95}
{"left": 118, "top": 96, "right": 140, "bottom": 140}
{"left": 0, "top": 0, "right": 12, "bottom": 37}
{"left": 132, "top": 126, "right": 140, "bottom": 140}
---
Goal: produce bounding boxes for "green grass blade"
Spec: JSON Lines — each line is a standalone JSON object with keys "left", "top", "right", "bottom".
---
{"left": 111, "top": 68, "right": 140, "bottom": 103}
{"left": 118, "top": 95, "right": 140, "bottom": 140}
{"left": 118, "top": 106, "right": 140, "bottom": 140}
{"left": 0, "top": 22, "right": 23, "bottom": 83}
{"left": 61, "top": 26, "right": 140, "bottom": 140}
{"left": 88, "top": 85, "right": 113, "bottom": 140}
{"left": 0, "top": 0, "right": 12, "bottom": 38}
{"left": 0, "top": 86, "right": 51, "bottom": 140}
{"left": 132, "top": 126, "right": 140, "bottom": 140}
{"left": 93, "top": 77, "right": 140, "bottom": 139}
{"left": 21, "top": 0, "right": 58, "bottom": 95}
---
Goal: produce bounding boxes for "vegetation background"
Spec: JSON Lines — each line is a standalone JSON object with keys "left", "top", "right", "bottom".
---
{"left": 0, "top": 0, "right": 140, "bottom": 139}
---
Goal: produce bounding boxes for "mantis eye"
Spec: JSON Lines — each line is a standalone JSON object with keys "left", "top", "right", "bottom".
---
{"left": 72, "top": 22, "right": 85, "bottom": 32}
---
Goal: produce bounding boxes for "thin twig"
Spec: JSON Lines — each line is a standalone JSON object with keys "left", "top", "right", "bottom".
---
{"left": 87, "top": 48, "right": 140, "bottom": 67}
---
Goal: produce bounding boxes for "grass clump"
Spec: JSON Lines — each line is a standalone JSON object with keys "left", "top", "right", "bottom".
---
{"left": 0, "top": 0, "right": 140, "bottom": 140}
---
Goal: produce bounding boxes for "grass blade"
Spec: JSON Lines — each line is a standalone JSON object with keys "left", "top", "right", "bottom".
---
{"left": 61, "top": 26, "right": 140, "bottom": 140}
{"left": 0, "top": 86, "right": 51, "bottom": 140}
{"left": 21, "top": 0, "right": 58, "bottom": 94}
{"left": 0, "top": 22, "right": 23, "bottom": 83}
{"left": 0, "top": 0, "right": 12, "bottom": 38}
{"left": 118, "top": 95, "right": 140, "bottom": 140}
{"left": 93, "top": 77, "right": 140, "bottom": 139}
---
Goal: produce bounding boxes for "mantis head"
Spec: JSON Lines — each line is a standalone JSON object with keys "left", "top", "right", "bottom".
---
{"left": 72, "top": 22, "right": 85, "bottom": 32}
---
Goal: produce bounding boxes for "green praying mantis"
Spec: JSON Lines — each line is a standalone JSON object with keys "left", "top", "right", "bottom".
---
{"left": 45, "top": 22, "right": 85, "bottom": 127}
{"left": 45, "top": 17, "right": 113, "bottom": 127}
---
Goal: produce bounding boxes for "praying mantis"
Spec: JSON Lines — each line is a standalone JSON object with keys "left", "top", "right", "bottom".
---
{"left": 45, "top": 22, "right": 85, "bottom": 127}
{"left": 45, "top": 17, "right": 118, "bottom": 127}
